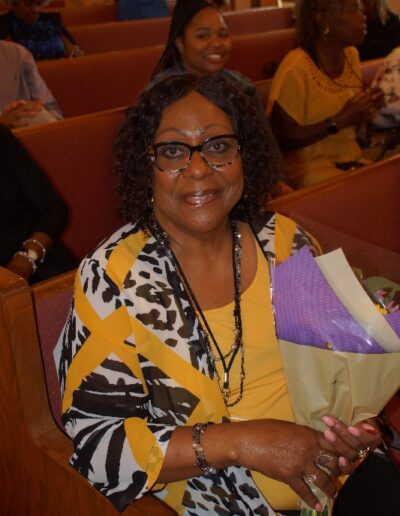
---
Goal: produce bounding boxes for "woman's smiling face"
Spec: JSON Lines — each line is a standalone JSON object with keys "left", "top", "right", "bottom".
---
{"left": 151, "top": 90, "right": 244, "bottom": 239}
{"left": 175, "top": 7, "right": 231, "bottom": 75}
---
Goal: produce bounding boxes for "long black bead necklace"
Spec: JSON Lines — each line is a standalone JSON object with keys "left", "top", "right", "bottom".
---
{"left": 147, "top": 213, "right": 245, "bottom": 407}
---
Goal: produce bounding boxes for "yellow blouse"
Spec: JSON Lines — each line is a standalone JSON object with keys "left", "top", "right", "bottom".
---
{"left": 267, "top": 47, "right": 364, "bottom": 189}
{"left": 204, "top": 241, "right": 298, "bottom": 511}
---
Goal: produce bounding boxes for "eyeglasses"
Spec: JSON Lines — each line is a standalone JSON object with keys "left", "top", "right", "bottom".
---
{"left": 148, "top": 134, "right": 241, "bottom": 174}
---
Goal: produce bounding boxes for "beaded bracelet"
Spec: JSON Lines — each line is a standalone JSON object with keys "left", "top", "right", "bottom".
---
{"left": 192, "top": 423, "right": 218, "bottom": 475}
{"left": 23, "top": 238, "right": 46, "bottom": 263}
{"left": 13, "top": 250, "right": 38, "bottom": 273}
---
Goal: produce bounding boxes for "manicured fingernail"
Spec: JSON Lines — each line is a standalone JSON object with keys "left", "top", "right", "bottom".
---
{"left": 338, "top": 456, "right": 347, "bottom": 468}
{"left": 324, "top": 429, "right": 336, "bottom": 443}
{"left": 322, "top": 416, "right": 335, "bottom": 427}
{"left": 348, "top": 426, "right": 361, "bottom": 437}
{"left": 362, "top": 423, "right": 378, "bottom": 433}
{"left": 315, "top": 503, "right": 323, "bottom": 511}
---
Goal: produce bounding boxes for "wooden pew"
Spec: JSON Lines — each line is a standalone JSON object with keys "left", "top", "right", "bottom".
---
{"left": 0, "top": 266, "right": 177, "bottom": 516}
{"left": 37, "top": 29, "right": 295, "bottom": 118}
{"left": 48, "top": 3, "right": 117, "bottom": 25}
{"left": 38, "top": 45, "right": 163, "bottom": 118}
{"left": 69, "top": 11, "right": 295, "bottom": 55}
{"left": 71, "top": 18, "right": 169, "bottom": 53}
{"left": 225, "top": 5, "right": 294, "bottom": 34}
{"left": 268, "top": 156, "right": 400, "bottom": 275}
{"left": 227, "top": 28, "right": 296, "bottom": 80}
{"left": 15, "top": 108, "right": 126, "bottom": 261}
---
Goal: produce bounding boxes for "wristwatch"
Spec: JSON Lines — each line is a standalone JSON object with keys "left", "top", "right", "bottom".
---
{"left": 325, "top": 117, "right": 339, "bottom": 134}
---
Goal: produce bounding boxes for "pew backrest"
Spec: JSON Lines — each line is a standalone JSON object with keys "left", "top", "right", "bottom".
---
{"left": 48, "top": 4, "right": 117, "bottom": 26}
{"left": 225, "top": 6, "right": 294, "bottom": 35}
{"left": 38, "top": 45, "right": 163, "bottom": 117}
{"left": 227, "top": 28, "right": 296, "bottom": 80}
{"left": 15, "top": 108, "right": 125, "bottom": 260}
{"left": 268, "top": 156, "right": 400, "bottom": 262}
{"left": 69, "top": 10, "right": 295, "bottom": 55}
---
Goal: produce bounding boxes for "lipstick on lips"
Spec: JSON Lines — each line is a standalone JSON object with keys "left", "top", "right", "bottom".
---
{"left": 182, "top": 189, "right": 219, "bottom": 206}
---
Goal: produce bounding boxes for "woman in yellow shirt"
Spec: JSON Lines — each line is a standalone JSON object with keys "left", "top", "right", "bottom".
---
{"left": 267, "top": 0, "right": 384, "bottom": 189}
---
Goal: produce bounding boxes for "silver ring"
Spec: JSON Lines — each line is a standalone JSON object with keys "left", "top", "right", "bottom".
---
{"left": 315, "top": 449, "right": 336, "bottom": 467}
{"left": 302, "top": 473, "right": 317, "bottom": 484}
{"left": 357, "top": 446, "right": 370, "bottom": 460}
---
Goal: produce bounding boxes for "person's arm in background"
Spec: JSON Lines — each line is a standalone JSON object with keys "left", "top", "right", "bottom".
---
{"left": 20, "top": 44, "right": 64, "bottom": 120}
{"left": 0, "top": 100, "right": 45, "bottom": 128}
{"left": 271, "top": 88, "right": 384, "bottom": 152}
{"left": 0, "top": 125, "right": 68, "bottom": 281}
{"left": 55, "top": 12, "right": 83, "bottom": 58}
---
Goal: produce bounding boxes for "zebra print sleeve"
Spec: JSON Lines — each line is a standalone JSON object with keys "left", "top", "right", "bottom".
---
{"left": 55, "top": 256, "right": 177, "bottom": 511}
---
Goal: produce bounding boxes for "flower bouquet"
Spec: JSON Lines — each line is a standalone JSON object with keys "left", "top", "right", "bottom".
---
{"left": 271, "top": 246, "right": 400, "bottom": 516}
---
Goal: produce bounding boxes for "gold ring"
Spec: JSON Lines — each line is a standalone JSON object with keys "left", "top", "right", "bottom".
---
{"left": 357, "top": 446, "right": 370, "bottom": 460}
{"left": 302, "top": 473, "right": 317, "bottom": 484}
{"left": 315, "top": 449, "right": 336, "bottom": 467}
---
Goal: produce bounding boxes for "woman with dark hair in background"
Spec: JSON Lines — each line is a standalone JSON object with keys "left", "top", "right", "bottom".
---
{"left": 150, "top": 0, "right": 262, "bottom": 108}
{"left": 55, "top": 73, "right": 379, "bottom": 515}
{"left": 267, "top": 0, "right": 384, "bottom": 189}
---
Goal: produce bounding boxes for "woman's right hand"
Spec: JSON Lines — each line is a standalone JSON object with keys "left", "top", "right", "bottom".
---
{"left": 335, "top": 89, "right": 381, "bottom": 129}
{"left": 0, "top": 100, "right": 44, "bottom": 128}
{"left": 235, "top": 419, "right": 340, "bottom": 510}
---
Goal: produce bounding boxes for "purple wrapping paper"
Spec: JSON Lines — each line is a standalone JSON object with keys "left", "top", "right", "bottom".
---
{"left": 272, "top": 246, "right": 385, "bottom": 353}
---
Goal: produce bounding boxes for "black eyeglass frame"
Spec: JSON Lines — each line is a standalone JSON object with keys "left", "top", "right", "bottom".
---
{"left": 148, "top": 133, "right": 241, "bottom": 174}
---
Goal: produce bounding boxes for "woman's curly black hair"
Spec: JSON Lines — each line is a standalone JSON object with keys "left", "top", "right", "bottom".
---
{"left": 114, "top": 73, "right": 282, "bottom": 224}
{"left": 151, "top": 0, "right": 222, "bottom": 78}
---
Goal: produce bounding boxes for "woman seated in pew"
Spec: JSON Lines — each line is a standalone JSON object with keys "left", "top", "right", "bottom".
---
{"left": 0, "top": 40, "right": 63, "bottom": 127}
{"left": 0, "top": 0, "right": 82, "bottom": 60}
{"left": 150, "top": 0, "right": 263, "bottom": 110}
{"left": 0, "top": 124, "right": 77, "bottom": 283}
{"left": 267, "top": 0, "right": 385, "bottom": 189}
{"left": 54, "top": 73, "right": 380, "bottom": 515}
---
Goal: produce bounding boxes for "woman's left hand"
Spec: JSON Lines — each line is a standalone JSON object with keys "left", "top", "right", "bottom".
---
{"left": 68, "top": 45, "right": 84, "bottom": 58}
{"left": 321, "top": 415, "right": 381, "bottom": 473}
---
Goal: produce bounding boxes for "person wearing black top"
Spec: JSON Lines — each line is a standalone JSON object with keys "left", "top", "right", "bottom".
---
{"left": 0, "top": 124, "right": 77, "bottom": 283}
{"left": 358, "top": 0, "right": 400, "bottom": 60}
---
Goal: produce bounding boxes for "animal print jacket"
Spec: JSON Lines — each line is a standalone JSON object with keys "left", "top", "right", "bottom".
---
{"left": 54, "top": 211, "right": 317, "bottom": 514}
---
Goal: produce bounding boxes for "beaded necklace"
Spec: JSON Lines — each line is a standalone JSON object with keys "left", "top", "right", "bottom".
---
{"left": 315, "top": 50, "right": 365, "bottom": 90}
{"left": 147, "top": 212, "right": 245, "bottom": 407}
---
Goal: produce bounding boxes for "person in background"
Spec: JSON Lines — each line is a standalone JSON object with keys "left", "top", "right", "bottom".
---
{"left": 0, "top": 39, "right": 63, "bottom": 128}
{"left": 267, "top": 0, "right": 384, "bottom": 189}
{"left": 0, "top": 0, "right": 82, "bottom": 60}
{"left": 55, "top": 73, "right": 380, "bottom": 515}
{"left": 0, "top": 124, "right": 77, "bottom": 283}
{"left": 117, "top": 0, "right": 168, "bottom": 20}
{"left": 150, "top": 0, "right": 262, "bottom": 110}
{"left": 358, "top": 0, "right": 400, "bottom": 60}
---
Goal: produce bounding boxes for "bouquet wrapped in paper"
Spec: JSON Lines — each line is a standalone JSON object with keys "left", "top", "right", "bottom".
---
{"left": 271, "top": 246, "right": 400, "bottom": 515}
